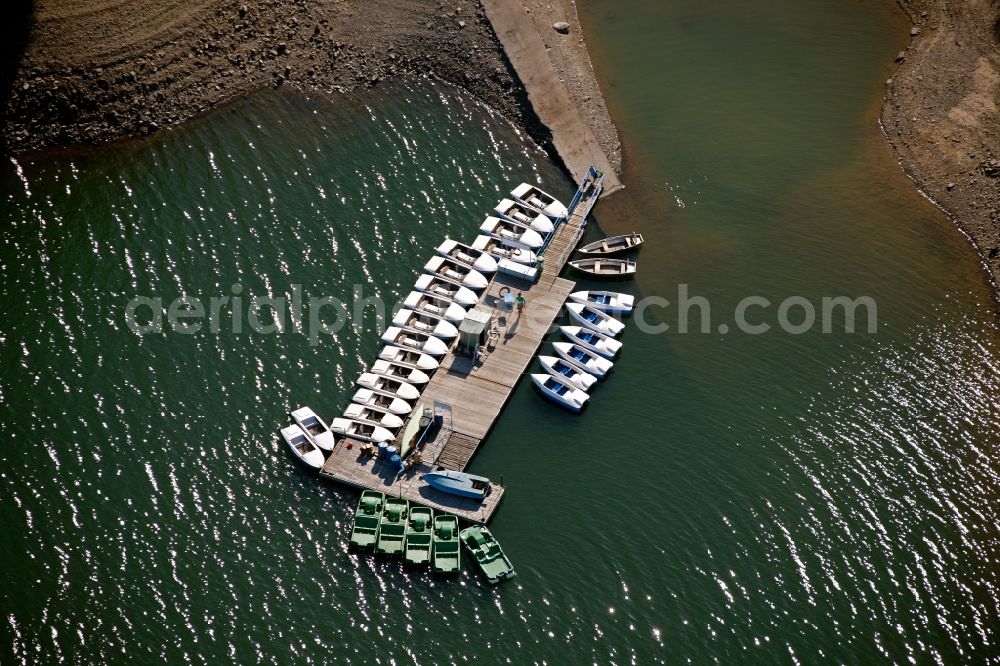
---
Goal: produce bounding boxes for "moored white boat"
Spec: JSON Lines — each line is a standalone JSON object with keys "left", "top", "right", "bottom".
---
{"left": 330, "top": 417, "right": 395, "bottom": 444}
{"left": 552, "top": 341, "right": 613, "bottom": 379}
{"left": 565, "top": 303, "right": 625, "bottom": 337}
{"left": 531, "top": 372, "right": 589, "bottom": 412}
{"left": 470, "top": 235, "right": 538, "bottom": 265}
{"left": 568, "top": 257, "right": 637, "bottom": 278}
{"left": 378, "top": 345, "right": 440, "bottom": 371}
{"left": 369, "top": 358, "right": 431, "bottom": 385}
{"left": 423, "top": 256, "right": 489, "bottom": 291}
{"left": 436, "top": 238, "right": 498, "bottom": 274}
{"left": 392, "top": 308, "right": 459, "bottom": 340}
{"left": 381, "top": 326, "right": 450, "bottom": 356}
{"left": 495, "top": 198, "right": 554, "bottom": 234}
{"left": 538, "top": 355, "right": 597, "bottom": 391}
{"left": 479, "top": 216, "right": 544, "bottom": 249}
{"left": 559, "top": 325, "right": 623, "bottom": 359}
{"left": 352, "top": 388, "right": 413, "bottom": 416}
{"left": 413, "top": 274, "right": 478, "bottom": 308}
{"left": 343, "top": 402, "right": 405, "bottom": 430}
{"left": 280, "top": 424, "right": 325, "bottom": 470}
{"left": 356, "top": 372, "right": 421, "bottom": 402}
{"left": 289, "top": 406, "right": 336, "bottom": 452}
{"left": 402, "top": 290, "right": 467, "bottom": 323}
{"left": 568, "top": 290, "right": 634, "bottom": 314}
{"left": 510, "top": 182, "right": 568, "bottom": 220}
{"left": 578, "top": 232, "right": 644, "bottom": 256}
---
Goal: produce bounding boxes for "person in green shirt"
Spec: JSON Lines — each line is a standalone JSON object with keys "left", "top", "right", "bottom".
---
{"left": 515, "top": 292, "right": 526, "bottom": 317}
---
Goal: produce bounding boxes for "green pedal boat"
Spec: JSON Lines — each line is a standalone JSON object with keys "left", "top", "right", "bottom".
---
{"left": 375, "top": 498, "right": 408, "bottom": 556}
{"left": 349, "top": 491, "right": 385, "bottom": 550}
{"left": 431, "top": 514, "right": 461, "bottom": 574}
{"left": 460, "top": 525, "right": 515, "bottom": 584}
{"left": 403, "top": 506, "right": 434, "bottom": 566}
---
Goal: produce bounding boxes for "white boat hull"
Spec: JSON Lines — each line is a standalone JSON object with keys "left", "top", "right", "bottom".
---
{"left": 530, "top": 373, "right": 589, "bottom": 412}
{"left": 511, "top": 182, "right": 569, "bottom": 219}
{"left": 330, "top": 418, "right": 395, "bottom": 444}
{"left": 480, "top": 216, "right": 544, "bottom": 249}
{"left": 289, "top": 406, "right": 336, "bottom": 452}
{"left": 381, "top": 326, "right": 449, "bottom": 356}
{"left": 370, "top": 359, "right": 431, "bottom": 385}
{"left": 413, "top": 274, "right": 479, "bottom": 307}
{"left": 538, "top": 355, "right": 597, "bottom": 391}
{"left": 392, "top": 309, "right": 459, "bottom": 340}
{"left": 495, "top": 198, "right": 554, "bottom": 234}
{"left": 344, "top": 403, "right": 405, "bottom": 429}
{"left": 352, "top": 388, "right": 413, "bottom": 415}
{"left": 356, "top": 372, "right": 421, "bottom": 401}
{"left": 378, "top": 345, "right": 440, "bottom": 371}
{"left": 565, "top": 303, "right": 625, "bottom": 337}
{"left": 281, "top": 424, "right": 325, "bottom": 469}
{"left": 436, "top": 238, "right": 498, "bottom": 274}
{"left": 568, "top": 290, "right": 634, "bottom": 314}
{"left": 424, "top": 256, "right": 489, "bottom": 291}
{"left": 559, "top": 325, "right": 622, "bottom": 359}
{"left": 402, "top": 290, "right": 467, "bottom": 323}
{"left": 471, "top": 234, "right": 538, "bottom": 265}
{"left": 552, "top": 341, "right": 613, "bottom": 379}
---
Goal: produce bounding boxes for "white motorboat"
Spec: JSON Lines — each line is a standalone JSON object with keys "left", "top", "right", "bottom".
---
{"left": 495, "top": 198, "right": 554, "bottom": 234}
{"left": 289, "top": 406, "right": 336, "bottom": 452}
{"left": 356, "top": 372, "right": 421, "bottom": 401}
{"left": 280, "top": 424, "right": 325, "bottom": 470}
{"left": 423, "top": 256, "right": 489, "bottom": 291}
{"left": 392, "top": 308, "right": 459, "bottom": 340}
{"left": 413, "top": 273, "right": 479, "bottom": 307}
{"left": 330, "top": 417, "right": 395, "bottom": 444}
{"left": 552, "top": 341, "right": 613, "bottom": 379}
{"left": 381, "top": 326, "right": 450, "bottom": 356}
{"left": 343, "top": 402, "right": 405, "bottom": 430}
{"left": 436, "top": 238, "right": 498, "bottom": 274}
{"left": 479, "top": 216, "right": 544, "bottom": 249}
{"left": 378, "top": 345, "right": 440, "bottom": 371}
{"left": 538, "top": 355, "right": 597, "bottom": 391}
{"left": 510, "top": 182, "right": 569, "bottom": 220}
{"left": 530, "top": 372, "right": 589, "bottom": 412}
{"left": 470, "top": 235, "right": 538, "bottom": 265}
{"left": 369, "top": 358, "right": 431, "bottom": 385}
{"left": 568, "top": 290, "right": 634, "bottom": 314}
{"left": 352, "top": 388, "right": 412, "bottom": 416}
{"left": 565, "top": 303, "right": 625, "bottom": 337}
{"left": 559, "top": 325, "right": 623, "bottom": 359}
{"left": 402, "top": 290, "right": 467, "bottom": 323}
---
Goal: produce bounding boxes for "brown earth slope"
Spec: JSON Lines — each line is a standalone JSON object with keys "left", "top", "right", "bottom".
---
{"left": 2, "top": 0, "right": 545, "bottom": 153}
{"left": 883, "top": 0, "right": 1000, "bottom": 286}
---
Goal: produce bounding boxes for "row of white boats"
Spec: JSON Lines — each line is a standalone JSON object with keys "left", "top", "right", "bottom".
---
{"left": 279, "top": 182, "right": 571, "bottom": 470}
{"left": 530, "top": 291, "right": 634, "bottom": 412}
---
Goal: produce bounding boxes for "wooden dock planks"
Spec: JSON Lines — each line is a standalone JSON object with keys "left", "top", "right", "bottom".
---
{"left": 319, "top": 173, "right": 603, "bottom": 523}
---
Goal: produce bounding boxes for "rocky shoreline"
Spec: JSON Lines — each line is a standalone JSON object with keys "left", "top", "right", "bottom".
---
{"left": 882, "top": 0, "right": 1000, "bottom": 289}
{"left": 1, "top": 0, "right": 551, "bottom": 157}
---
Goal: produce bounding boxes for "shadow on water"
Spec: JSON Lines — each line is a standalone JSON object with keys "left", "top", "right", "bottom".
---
{"left": 0, "top": 1, "right": 34, "bottom": 150}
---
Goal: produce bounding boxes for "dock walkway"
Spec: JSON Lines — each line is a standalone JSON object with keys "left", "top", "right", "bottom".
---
{"left": 320, "top": 173, "right": 604, "bottom": 522}
{"left": 481, "top": 0, "right": 623, "bottom": 196}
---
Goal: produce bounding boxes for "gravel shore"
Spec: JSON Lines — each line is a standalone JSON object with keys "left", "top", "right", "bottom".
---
{"left": 882, "top": 0, "right": 1000, "bottom": 287}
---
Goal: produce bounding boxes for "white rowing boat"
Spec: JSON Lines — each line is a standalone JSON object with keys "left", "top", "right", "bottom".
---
{"left": 510, "top": 182, "right": 568, "bottom": 220}
{"left": 281, "top": 424, "right": 325, "bottom": 470}
{"left": 495, "top": 198, "right": 554, "bottom": 234}
{"left": 559, "top": 325, "right": 623, "bottom": 359}
{"left": 392, "top": 308, "right": 459, "bottom": 340}
{"left": 352, "top": 388, "right": 412, "bottom": 416}
{"left": 565, "top": 303, "right": 625, "bottom": 337}
{"left": 568, "top": 290, "right": 634, "bottom": 314}
{"left": 378, "top": 345, "right": 440, "bottom": 371}
{"left": 413, "top": 274, "right": 478, "bottom": 307}
{"left": 538, "top": 355, "right": 597, "bottom": 391}
{"left": 369, "top": 358, "right": 431, "bottom": 385}
{"left": 531, "top": 372, "right": 589, "bottom": 412}
{"left": 289, "top": 406, "right": 336, "bottom": 452}
{"left": 479, "top": 216, "right": 544, "bottom": 249}
{"left": 470, "top": 234, "right": 538, "bottom": 265}
{"left": 424, "top": 256, "right": 489, "bottom": 291}
{"left": 343, "top": 402, "right": 405, "bottom": 430}
{"left": 330, "top": 417, "right": 395, "bottom": 444}
{"left": 436, "top": 238, "right": 498, "bottom": 274}
{"left": 552, "top": 341, "right": 613, "bottom": 379}
{"left": 381, "top": 326, "right": 449, "bottom": 356}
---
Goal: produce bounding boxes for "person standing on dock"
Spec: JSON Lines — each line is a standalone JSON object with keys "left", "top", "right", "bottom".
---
{"left": 515, "top": 292, "right": 526, "bottom": 318}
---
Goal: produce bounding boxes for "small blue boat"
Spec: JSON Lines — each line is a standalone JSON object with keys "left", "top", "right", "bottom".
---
{"left": 423, "top": 470, "right": 492, "bottom": 500}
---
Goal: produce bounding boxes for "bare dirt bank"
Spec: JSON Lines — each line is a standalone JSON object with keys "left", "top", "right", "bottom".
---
{"left": 882, "top": 0, "right": 1000, "bottom": 286}
{"left": 1, "top": 0, "right": 546, "bottom": 155}
{"left": 1, "top": 0, "right": 622, "bottom": 187}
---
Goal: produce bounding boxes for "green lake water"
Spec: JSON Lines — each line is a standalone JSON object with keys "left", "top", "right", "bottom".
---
{"left": 3, "top": 0, "right": 1000, "bottom": 663}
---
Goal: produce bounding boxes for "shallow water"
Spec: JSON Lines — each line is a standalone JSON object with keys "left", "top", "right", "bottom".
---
{"left": 3, "top": 1, "right": 1000, "bottom": 663}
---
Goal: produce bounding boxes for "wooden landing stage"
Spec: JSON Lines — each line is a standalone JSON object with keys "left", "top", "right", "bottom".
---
{"left": 320, "top": 173, "right": 604, "bottom": 523}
